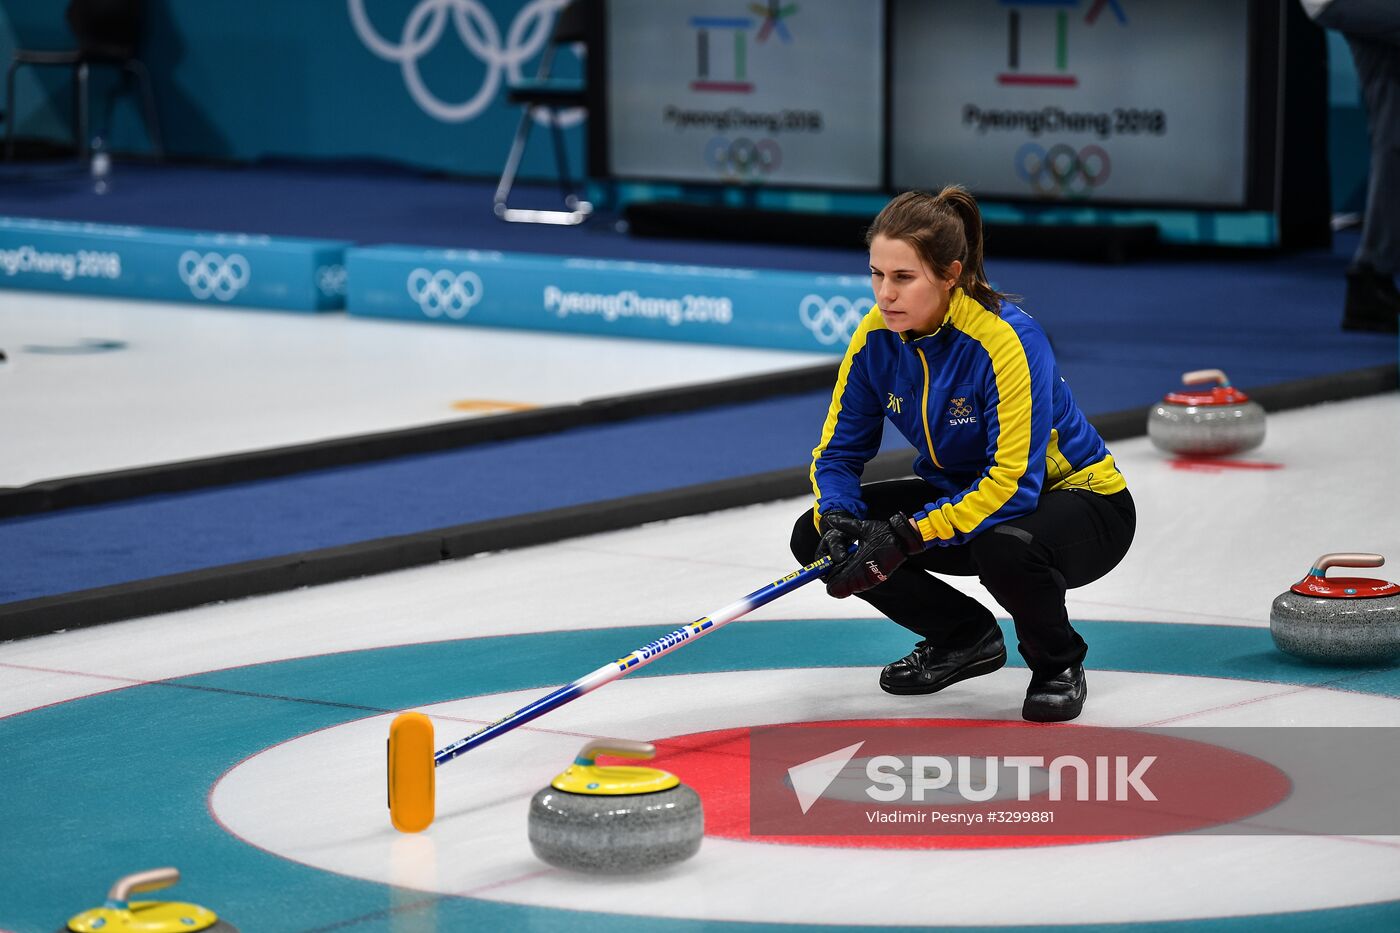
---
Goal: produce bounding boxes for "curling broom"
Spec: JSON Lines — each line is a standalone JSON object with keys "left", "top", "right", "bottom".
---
{"left": 388, "top": 555, "right": 832, "bottom": 831}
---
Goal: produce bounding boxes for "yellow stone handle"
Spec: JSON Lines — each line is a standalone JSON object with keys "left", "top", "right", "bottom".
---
{"left": 1182, "top": 368, "right": 1230, "bottom": 387}
{"left": 1313, "top": 553, "right": 1385, "bottom": 576}
{"left": 108, "top": 867, "right": 179, "bottom": 902}
{"left": 574, "top": 739, "right": 655, "bottom": 766}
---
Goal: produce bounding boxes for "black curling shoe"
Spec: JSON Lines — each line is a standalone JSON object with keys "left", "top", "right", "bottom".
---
{"left": 1342, "top": 265, "right": 1400, "bottom": 334}
{"left": 1022, "top": 665, "right": 1087, "bottom": 722}
{"left": 879, "top": 628, "right": 1007, "bottom": 696}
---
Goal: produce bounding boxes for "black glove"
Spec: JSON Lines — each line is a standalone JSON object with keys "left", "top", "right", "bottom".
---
{"left": 823, "top": 511, "right": 924, "bottom": 599}
{"left": 816, "top": 509, "right": 860, "bottom": 571}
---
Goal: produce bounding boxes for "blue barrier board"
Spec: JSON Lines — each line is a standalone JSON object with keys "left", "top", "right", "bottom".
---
{"left": 346, "top": 245, "right": 874, "bottom": 353}
{"left": 0, "top": 217, "right": 349, "bottom": 311}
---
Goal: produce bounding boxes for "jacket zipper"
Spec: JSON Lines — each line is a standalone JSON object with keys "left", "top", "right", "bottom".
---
{"left": 916, "top": 347, "right": 943, "bottom": 469}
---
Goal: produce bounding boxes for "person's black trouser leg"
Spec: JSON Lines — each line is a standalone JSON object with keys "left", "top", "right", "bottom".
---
{"left": 791, "top": 480, "right": 999, "bottom": 648}
{"left": 1316, "top": 1, "right": 1400, "bottom": 274}
{"left": 967, "top": 487, "right": 1136, "bottom": 672}
{"left": 1346, "top": 33, "right": 1400, "bottom": 278}
{"left": 791, "top": 480, "right": 1136, "bottom": 674}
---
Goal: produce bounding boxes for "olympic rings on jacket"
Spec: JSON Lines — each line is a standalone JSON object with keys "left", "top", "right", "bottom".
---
{"left": 705, "top": 136, "right": 783, "bottom": 178}
{"left": 348, "top": 0, "right": 582, "bottom": 125}
{"left": 1015, "top": 143, "right": 1111, "bottom": 197}
{"left": 407, "top": 268, "right": 483, "bottom": 318}
{"left": 799, "top": 294, "right": 872, "bottom": 345}
{"left": 178, "top": 251, "right": 250, "bottom": 301}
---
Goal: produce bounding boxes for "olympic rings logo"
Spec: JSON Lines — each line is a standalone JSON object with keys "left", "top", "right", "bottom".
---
{"left": 705, "top": 137, "right": 782, "bottom": 178}
{"left": 178, "top": 251, "right": 250, "bottom": 301}
{"left": 1015, "top": 143, "right": 1111, "bottom": 198}
{"left": 407, "top": 267, "right": 483, "bottom": 318}
{"left": 317, "top": 264, "right": 347, "bottom": 297}
{"left": 347, "top": 0, "right": 584, "bottom": 126}
{"left": 798, "top": 294, "right": 872, "bottom": 346}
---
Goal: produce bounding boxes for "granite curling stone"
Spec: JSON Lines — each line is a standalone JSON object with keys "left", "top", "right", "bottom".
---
{"left": 1147, "top": 368, "right": 1265, "bottom": 457}
{"left": 528, "top": 739, "right": 703, "bottom": 874}
{"left": 63, "top": 867, "right": 237, "bottom": 933}
{"left": 1270, "top": 553, "right": 1400, "bottom": 664}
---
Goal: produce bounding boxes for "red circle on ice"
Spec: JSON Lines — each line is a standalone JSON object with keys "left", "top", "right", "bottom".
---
{"left": 626, "top": 718, "right": 1292, "bottom": 851}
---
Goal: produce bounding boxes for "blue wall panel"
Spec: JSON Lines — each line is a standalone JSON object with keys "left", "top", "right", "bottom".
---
{"left": 347, "top": 244, "right": 875, "bottom": 352}
{"left": 0, "top": 217, "right": 347, "bottom": 311}
{"left": 0, "top": 0, "right": 584, "bottom": 178}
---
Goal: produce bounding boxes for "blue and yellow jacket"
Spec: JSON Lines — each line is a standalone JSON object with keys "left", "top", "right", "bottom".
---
{"left": 810, "top": 289, "right": 1126, "bottom": 546}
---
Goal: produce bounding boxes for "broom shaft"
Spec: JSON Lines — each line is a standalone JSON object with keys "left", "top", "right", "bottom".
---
{"left": 433, "top": 556, "right": 830, "bottom": 766}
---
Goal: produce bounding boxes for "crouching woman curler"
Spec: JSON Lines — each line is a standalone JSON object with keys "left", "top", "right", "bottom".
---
{"left": 790, "top": 187, "right": 1136, "bottom": 722}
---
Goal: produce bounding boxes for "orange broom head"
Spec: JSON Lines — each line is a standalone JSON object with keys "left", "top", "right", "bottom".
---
{"left": 388, "top": 712, "right": 435, "bottom": 833}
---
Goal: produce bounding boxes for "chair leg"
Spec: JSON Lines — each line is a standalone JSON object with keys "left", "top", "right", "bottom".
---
{"left": 126, "top": 59, "right": 163, "bottom": 157}
{"left": 493, "top": 106, "right": 534, "bottom": 217}
{"left": 5, "top": 59, "right": 20, "bottom": 161}
{"left": 547, "top": 109, "right": 577, "bottom": 208}
{"left": 75, "top": 61, "right": 90, "bottom": 160}
{"left": 102, "top": 73, "right": 123, "bottom": 145}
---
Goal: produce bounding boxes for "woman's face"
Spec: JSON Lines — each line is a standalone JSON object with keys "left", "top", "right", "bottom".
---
{"left": 869, "top": 235, "right": 960, "bottom": 337}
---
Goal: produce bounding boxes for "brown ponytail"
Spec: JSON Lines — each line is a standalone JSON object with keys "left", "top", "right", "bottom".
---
{"left": 865, "top": 186, "right": 1012, "bottom": 311}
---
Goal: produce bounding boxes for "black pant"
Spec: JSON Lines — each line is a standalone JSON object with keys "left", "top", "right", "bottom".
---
{"left": 790, "top": 481, "right": 1136, "bottom": 674}
{"left": 1316, "top": 0, "right": 1400, "bottom": 274}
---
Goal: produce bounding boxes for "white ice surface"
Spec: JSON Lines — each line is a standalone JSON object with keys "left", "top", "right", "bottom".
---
{"left": 3, "top": 391, "right": 1398, "bottom": 928}
{"left": 212, "top": 669, "right": 1400, "bottom": 925}
{"left": 4, "top": 394, "right": 1395, "bottom": 717}
{"left": 0, "top": 288, "right": 829, "bottom": 485}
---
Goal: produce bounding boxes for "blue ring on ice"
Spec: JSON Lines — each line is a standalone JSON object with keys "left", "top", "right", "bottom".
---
{"left": 2, "top": 618, "right": 1398, "bottom": 931}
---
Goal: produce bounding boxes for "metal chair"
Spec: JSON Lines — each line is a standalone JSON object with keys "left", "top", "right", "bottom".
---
{"left": 5, "top": 0, "right": 163, "bottom": 161}
{"left": 492, "top": 0, "right": 591, "bottom": 225}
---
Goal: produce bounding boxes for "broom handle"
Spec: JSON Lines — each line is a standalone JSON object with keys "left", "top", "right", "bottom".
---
{"left": 433, "top": 555, "right": 831, "bottom": 767}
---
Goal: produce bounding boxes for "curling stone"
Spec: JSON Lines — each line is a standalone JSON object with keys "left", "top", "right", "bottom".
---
{"left": 1270, "top": 553, "right": 1400, "bottom": 664}
{"left": 1147, "top": 368, "right": 1265, "bottom": 456}
{"left": 62, "top": 867, "right": 237, "bottom": 932}
{"left": 528, "top": 739, "right": 703, "bottom": 874}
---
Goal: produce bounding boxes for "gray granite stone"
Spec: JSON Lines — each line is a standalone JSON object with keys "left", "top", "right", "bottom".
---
{"left": 1270, "top": 591, "right": 1400, "bottom": 664}
{"left": 528, "top": 784, "right": 703, "bottom": 874}
{"left": 1148, "top": 400, "right": 1265, "bottom": 456}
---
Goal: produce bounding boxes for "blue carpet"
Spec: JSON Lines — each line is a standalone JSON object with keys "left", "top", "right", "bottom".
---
{"left": 0, "top": 394, "right": 853, "bottom": 604}
{"left": 0, "top": 160, "right": 868, "bottom": 272}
